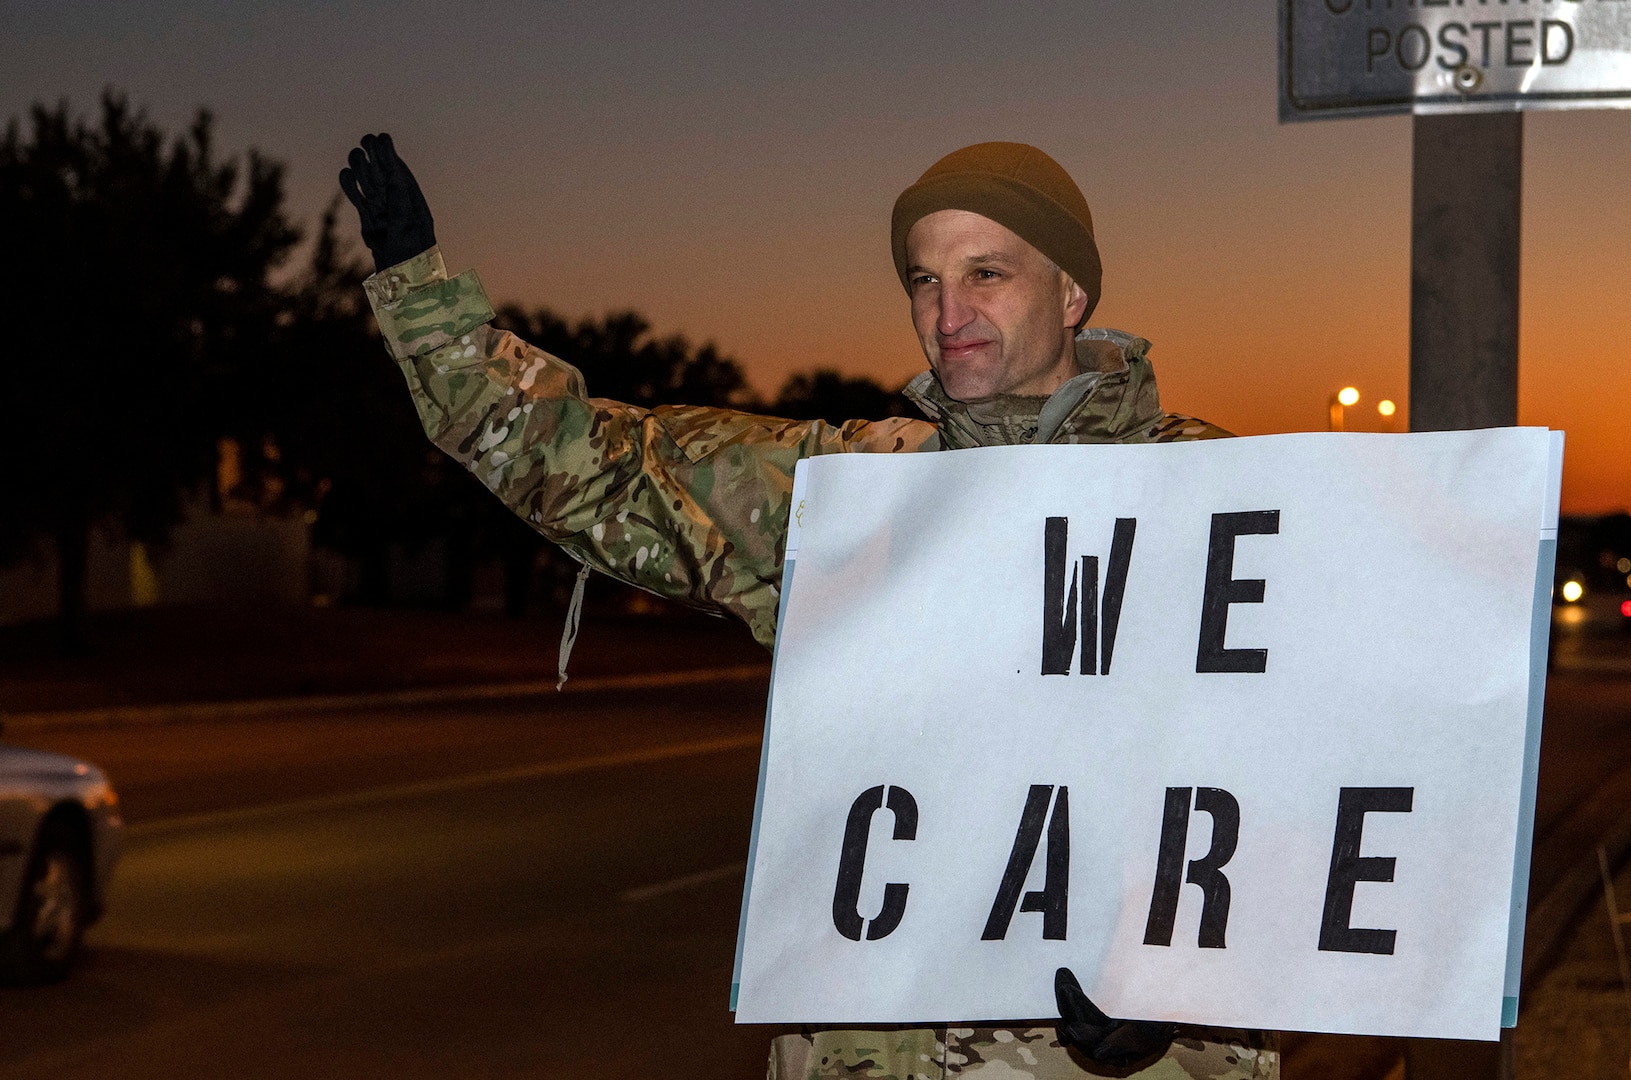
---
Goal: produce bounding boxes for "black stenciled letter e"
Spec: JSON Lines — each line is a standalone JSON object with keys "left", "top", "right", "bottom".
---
{"left": 1196, "top": 510, "right": 1280, "bottom": 674}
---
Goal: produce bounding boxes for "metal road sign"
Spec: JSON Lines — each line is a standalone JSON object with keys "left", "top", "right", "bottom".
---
{"left": 1281, "top": 0, "right": 1631, "bottom": 121}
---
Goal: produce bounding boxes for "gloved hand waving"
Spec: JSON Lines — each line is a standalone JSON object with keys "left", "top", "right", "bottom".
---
{"left": 1055, "top": 967, "right": 1178, "bottom": 1070}
{"left": 339, "top": 132, "right": 437, "bottom": 273}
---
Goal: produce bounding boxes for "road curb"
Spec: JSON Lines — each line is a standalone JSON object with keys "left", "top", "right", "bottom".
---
{"left": 0, "top": 664, "right": 771, "bottom": 733}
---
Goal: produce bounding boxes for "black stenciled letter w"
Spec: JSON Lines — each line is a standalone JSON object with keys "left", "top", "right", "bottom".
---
{"left": 1041, "top": 517, "right": 1137, "bottom": 676}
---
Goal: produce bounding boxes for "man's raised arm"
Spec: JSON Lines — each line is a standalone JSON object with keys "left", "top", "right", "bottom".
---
{"left": 338, "top": 134, "right": 932, "bottom": 648}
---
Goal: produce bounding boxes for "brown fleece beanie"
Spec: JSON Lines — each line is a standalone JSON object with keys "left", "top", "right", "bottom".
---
{"left": 891, "top": 142, "right": 1101, "bottom": 324}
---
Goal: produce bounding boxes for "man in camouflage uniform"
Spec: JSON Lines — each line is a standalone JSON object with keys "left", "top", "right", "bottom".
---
{"left": 343, "top": 135, "right": 1278, "bottom": 1079}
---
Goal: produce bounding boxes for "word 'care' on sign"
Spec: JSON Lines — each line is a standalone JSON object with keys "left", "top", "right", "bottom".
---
{"left": 1280, "top": 0, "right": 1631, "bottom": 119}
{"left": 732, "top": 429, "right": 1562, "bottom": 1042}
{"left": 830, "top": 780, "right": 1418, "bottom": 960}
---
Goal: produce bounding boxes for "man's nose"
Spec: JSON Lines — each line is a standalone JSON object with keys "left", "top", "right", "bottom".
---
{"left": 937, "top": 283, "right": 974, "bottom": 337}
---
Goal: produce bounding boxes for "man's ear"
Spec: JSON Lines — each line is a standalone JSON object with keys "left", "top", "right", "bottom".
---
{"left": 1062, "top": 274, "right": 1089, "bottom": 329}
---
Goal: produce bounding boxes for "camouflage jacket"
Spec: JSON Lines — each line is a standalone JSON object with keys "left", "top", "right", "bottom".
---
{"left": 363, "top": 248, "right": 1230, "bottom": 650}
{"left": 364, "top": 249, "right": 1275, "bottom": 1080}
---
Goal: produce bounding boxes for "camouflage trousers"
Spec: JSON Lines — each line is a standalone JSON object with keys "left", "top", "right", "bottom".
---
{"left": 768, "top": 1025, "right": 1279, "bottom": 1079}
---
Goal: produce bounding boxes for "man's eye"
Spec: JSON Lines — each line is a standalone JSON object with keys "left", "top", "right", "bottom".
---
{"left": 910, "top": 274, "right": 937, "bottom": 289}
{"left": 974, "top": 268, "right": 1002, "bottom": 281}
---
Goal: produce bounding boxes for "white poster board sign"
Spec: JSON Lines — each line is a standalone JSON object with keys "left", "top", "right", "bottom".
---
{"left": 732, "top": 429, "right": 1561, "bottom": 1042}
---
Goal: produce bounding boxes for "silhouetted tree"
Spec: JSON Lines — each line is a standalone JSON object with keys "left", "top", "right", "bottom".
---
{"left": 771, "top": 368, "right": 910, "bottom": 425}
{"left": 220, "top": 199, "right": 435, "bottom": 604}
{"left": 226, "top": 203, "right": 532, "bottom": 614}
{"left": 492, "top": 305, "right": 756, "bottom": 410}
{"left": 0, "top": 93, "right": 299, "bottom": 651}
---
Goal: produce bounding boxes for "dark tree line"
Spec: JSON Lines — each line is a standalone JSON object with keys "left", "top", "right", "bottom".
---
{"left": 1557, "top": 513, "right": 1631, "bottom": 594}
{"left": 0, "top": 94, "right": 298, "bottom": 650}
{"left": 0, "top": 94, "right": 910, "bottom": 648}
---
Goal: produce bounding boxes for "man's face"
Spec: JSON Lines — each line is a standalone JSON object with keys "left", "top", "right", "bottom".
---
{"left": 905, "top": 209, "right": 1087, "bottom": 404}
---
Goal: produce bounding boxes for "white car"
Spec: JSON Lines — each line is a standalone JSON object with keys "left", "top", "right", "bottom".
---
{"left": 0, "top": 729, "right": 122, "bottom": 984}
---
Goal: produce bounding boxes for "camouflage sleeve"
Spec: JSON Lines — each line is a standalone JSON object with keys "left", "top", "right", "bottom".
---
{"left": 362, "top": 248, "right": 933, "bottom": 648}
{"left": 1151, "top": 412, "right": 1235, "bottom": 441}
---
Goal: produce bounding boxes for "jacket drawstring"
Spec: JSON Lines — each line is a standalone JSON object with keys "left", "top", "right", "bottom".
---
{"left": 557, "top": 561, "right": 593, "bottom": 690}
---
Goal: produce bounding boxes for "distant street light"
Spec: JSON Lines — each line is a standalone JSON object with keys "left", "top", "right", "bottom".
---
{"left": 1329, "top": 388, "right": 1402, "bottom": 431}
{"left": 1328, "top": 386, "right": 1361, "bottom": 431}
{"left": 1561, "top": 580, "right": 1585, "bottom": 603}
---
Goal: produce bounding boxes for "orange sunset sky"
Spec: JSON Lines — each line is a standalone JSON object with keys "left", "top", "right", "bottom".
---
{"left": 4, "top": 2, "right": 1627, "bottom": 511}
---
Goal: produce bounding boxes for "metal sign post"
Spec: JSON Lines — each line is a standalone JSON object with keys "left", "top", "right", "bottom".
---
{"left": 1410, "top": 110, "right": 1522, "bottom": 434}
{"left": 1412, "top": 111, "right": 1522, "bottom": 1071}
{"left": 1280, "top": 2, "right": 1631, "bottom": 1075}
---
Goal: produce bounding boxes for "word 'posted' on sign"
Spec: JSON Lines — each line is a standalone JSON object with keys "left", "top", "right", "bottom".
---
{"left": 1280, "top": 0, "right": 1631, "bottom": 120}
{"left": 732, "top": 429, "right": 1562, "bottom": 1042}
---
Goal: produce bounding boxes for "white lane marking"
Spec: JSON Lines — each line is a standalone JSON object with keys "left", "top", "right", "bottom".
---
{"left": 128, "top": 733, "right": 761, "bottom": 839}
{"left": 619, "top": 861, "right": 748, "bottom": 903}
{"left": 6, "top": 664, "right": 772, "bottom": 732}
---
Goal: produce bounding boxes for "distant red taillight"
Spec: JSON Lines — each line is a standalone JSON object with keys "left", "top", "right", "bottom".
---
{"left": 1622, "top": 599, "right": 1631, "bottom": 619}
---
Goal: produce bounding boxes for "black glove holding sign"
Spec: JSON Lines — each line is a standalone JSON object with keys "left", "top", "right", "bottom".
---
{"left": 338, "top": 132, "right": 437, "bottom": 273}
{"left": 1055, "top": 967, "right": 1178, "bottom": 1071}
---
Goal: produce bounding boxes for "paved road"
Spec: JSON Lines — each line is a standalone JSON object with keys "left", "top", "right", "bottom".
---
{"left": 1515, "top": 849, "right": 1631, "bottom": 1078}
{"left": 1, "top": 675, "right": 777, "bottom": 1078}
{"left": 6, "top": 651, "right": 1631, "bottom": 1078}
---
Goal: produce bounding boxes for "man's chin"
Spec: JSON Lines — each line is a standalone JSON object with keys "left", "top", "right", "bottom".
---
{"left": 937, "top": 381, "right": 998, "bottom": 406}
{"left": 931, "top": 363, "right": 1000, "bottom": 405}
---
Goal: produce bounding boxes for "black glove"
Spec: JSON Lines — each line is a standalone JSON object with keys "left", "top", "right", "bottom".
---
{"left": 338, "top": 132, "right": 437, "bottom": 273}
{"left": 1055, "top": 967, "right": 1178, "bottom": 1070}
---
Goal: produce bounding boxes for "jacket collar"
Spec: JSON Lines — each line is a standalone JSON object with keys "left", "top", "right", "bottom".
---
{"left": 903, "top": 328, "right": 1166, "bottom": 449}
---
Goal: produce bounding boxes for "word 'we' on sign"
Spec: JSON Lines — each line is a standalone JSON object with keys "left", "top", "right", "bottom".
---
{"left": 734, "top": 430, "right": 1560, "bottom": 1042}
